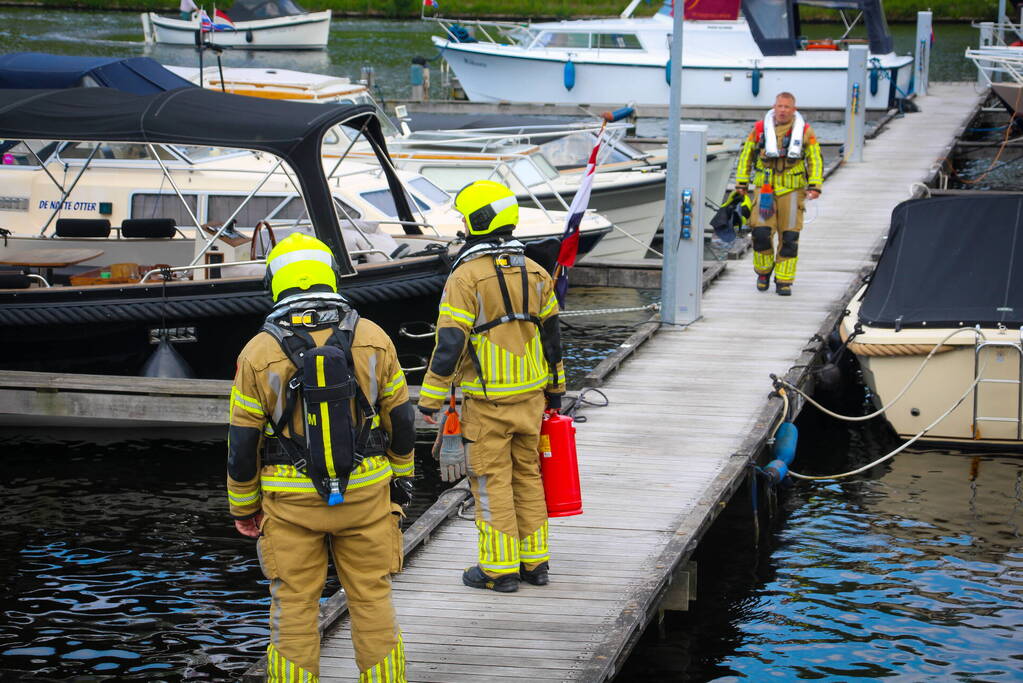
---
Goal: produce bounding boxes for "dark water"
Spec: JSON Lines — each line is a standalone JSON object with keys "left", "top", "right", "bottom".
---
{"left": 0, "top": 286, "right": 656, "bottom": 680}
{"left": 615, "top": 371, "right": 1023, "bottom": 681}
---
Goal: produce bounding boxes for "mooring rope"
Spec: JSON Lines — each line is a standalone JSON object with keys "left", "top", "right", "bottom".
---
{"left": 559, "top": 302, "right": 660, "bottom": 318}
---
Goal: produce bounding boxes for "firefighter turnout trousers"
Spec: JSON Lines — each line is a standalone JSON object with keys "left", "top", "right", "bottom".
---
{"left": 462, "top": 392, "right": 550, "bottom": 578}
{"left": 258, "top": 481, "right": 406, "bottom": 682}
{"left": 750, "top": 187, "right": 806, "bottom": 284}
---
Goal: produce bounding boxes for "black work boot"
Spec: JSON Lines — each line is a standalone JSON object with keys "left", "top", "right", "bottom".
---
{"left": 462, "top": 565, "right": 518, "bottom": 593}
{"left": 757, "top": 273, "right": 770, "bottom": 291}
{"left": 775, "top": 281, "right": 792, "bottom": 296}
{"left": 520, "top": 562, "right": 550, "bottom": 586}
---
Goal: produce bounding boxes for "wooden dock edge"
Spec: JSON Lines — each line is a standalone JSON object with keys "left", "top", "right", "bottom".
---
{"left": 241, "top": 482, "right": 473, "bottom": 682}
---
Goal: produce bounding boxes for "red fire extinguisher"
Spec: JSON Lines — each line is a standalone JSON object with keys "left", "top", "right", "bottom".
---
{"left": 538, "top": 410, "right": 583, "bottom": 517}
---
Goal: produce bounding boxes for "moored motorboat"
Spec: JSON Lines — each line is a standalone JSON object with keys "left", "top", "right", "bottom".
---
{"left": 141, "top": 0, "right": 331, "bottom": 50}
{"left": 840, "top": 196, "right": 1023, "bottom": 446}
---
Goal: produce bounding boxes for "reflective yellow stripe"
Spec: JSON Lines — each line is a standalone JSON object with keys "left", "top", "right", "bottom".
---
{"left": 753, "top": 251, "right": 775, "bottom": 273}
{"left": 735, "top": 136, "right": 756, "bottom": 185}
{"left": 261, "top": 456, "right": 392, "bottom": 494}
{"left": 420, "top": 383, "right": 447, "bottom": 400}
{"left": 358, "top": 633, "right": 406, "bottom": 683}
{"left": 382, "top": 370, "right": 406, "bottom": 398}
{"left": 314, "top": 355, "right": 337, "bottom": 478}
{"left": 228, "top": 489, "right": 260, "bottom": 505}
{"left": 267, "top": 643, "right": 318, "bottom": 683}
{"left": 519, "top": 521, "right": 550, "bottom": 563}
{"left": 391, "top": 460, "right": 414, "bottom": 477}
{"left": 775, "top": 256, "right": 798, "bottom": 282}
{"left": 806, "top": 142, "right": 823, "bottom": 186}
{"left": 231, "top": 387, "right": 264, "bottom": 417}
{"left": 462, "top": 374, "right": 549, "bottom": 398}
{"left": 539, "top": 292, "right": 558, "bottom": 318}
{"left": 476, "top": 520, "right": 520, "bottom": 574}
{"left": 439, "top": 302, "right": 475, "bottom": 326}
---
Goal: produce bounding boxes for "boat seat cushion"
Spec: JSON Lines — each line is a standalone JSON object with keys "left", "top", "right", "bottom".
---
{"left": 55, "top": 218, "right": 111, "bottom": 238}
{"left": 121, "top": 218, "right": 177, "bottom": 239}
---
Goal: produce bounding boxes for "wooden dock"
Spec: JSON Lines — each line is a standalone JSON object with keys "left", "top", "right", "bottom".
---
{"left": 318, "top": 82, "right": 983, "bottom": 682}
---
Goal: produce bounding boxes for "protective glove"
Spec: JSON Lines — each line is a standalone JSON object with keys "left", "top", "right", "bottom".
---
{"left": 431, "top": 411, "right": 448, "bottom": 461}
{"left": 390, "top": 477, "right": 414, "bottom": 509}
{"left": 545, "top": 392, "right": 562, "bottom": 412}
{"left": 438, "top": 433, "right": 467, "bottom": 483}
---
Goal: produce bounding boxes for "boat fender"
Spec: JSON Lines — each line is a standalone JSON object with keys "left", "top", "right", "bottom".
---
{"left": 602, "top": 106, "right": 635, "bottom": 122}
{"left": 764, "top": 421, "right": 798, "bottom": 486}
{"left": 564, "top": 59, "right": 575, "bottom": 91}
{"left": 245, "top": 29, "right": 253, "bottom": 43}
{"left": 140, "top": 336, "right": 195, "bottom": 379}
{"left": 816, "top": 362, "right": 843, "bottom": 394}
{"left": 665, "top": 58, "right": 671, "bottom": 85}
{"left": 751, "top": 67, "right": 762, "bottom": 97}
{"left": 869, "top": 67, "right": 879, "bottom": 96}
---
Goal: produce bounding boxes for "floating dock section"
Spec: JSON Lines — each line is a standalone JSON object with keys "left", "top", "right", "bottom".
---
{"left": 317, "top": 83, "right": 982, "bottom": 681}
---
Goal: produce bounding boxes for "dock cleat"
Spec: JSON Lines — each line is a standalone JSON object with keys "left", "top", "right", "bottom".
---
{"left": 520, "top": 561, "right": 550, "bottom": 586}
{"left": 775, "top": 281, "right": 792, "bottom": 296}
{"left": 462, "top": 565, "right": 519, "bottom": 592}
{"left": 757, "top": 274, "right": 770, "bottom": 291}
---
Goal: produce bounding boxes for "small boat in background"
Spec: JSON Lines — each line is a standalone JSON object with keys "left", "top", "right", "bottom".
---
{"left": 141, "top": 0, "right": 331, "bottom": 50}
{"left": 165, "top": 65, "right": 372, "bottom": 103}
{"left": 841, "top": 195, "right": 1023, "bottom": 447}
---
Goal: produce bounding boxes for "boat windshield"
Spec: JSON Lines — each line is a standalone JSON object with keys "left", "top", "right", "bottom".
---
{"left": 56, "top": 141, "right": 178, "bottom": 162}
{"left": 408, "top": 176, "right": 451, "bottom": 205}
{"left": 226, "top": 0, "right": 307, "bottom": 20}
{"left": 510, "top": 26, "right": 539, "bottom": 47}
{"left": 360, "top": 188, "right": 430, "bottom": 218}
{"left": 536, "top": 31, "right": 591, "bottom": 49}
{"left": 0, "top": 139, "right": 59, "bottom": 166}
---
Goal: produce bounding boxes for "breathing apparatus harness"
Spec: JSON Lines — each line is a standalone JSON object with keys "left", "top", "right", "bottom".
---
{"left": 452, "top": 239, "right": 554, "bottom": 399}
{"left": 261, "top": 292, "right": 387, "bottom": 506}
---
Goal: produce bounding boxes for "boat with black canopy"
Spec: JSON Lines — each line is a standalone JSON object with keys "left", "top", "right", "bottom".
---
{"left": 0, "top": 87, "right": 454, "bottom": 382}
{"left": 840, "top": 195, "right": 1023, "bottom": 446}
{"left": 141, "top": 0, "right": 331, "bottom": 50}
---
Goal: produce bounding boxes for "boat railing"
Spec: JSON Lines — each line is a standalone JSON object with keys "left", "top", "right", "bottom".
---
{"left": 139, "top": 259, "right": 267, "bottom": 283}
{"left": 423, "top": 15, "right": 532, "bottom": 47}
{"left": 965, "top": 47, "right": 1023, "bottom": 85}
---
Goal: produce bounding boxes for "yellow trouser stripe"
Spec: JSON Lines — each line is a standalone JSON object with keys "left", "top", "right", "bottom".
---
{"left": 519, "top": 521, "right": 550, "bottom": 563}
{"left": 267, "top": 643, "right": 318, "bottom": 682}
{"left": 358, "top": 633, "right": 406, "bottom": 683}
{"left": 314, "top": 356, "right": 337, "bottom": 478}
{"left": 775, "top": 257, "right": 798, "bottom": 282}
{"left": 477, "top": 520, "right": 520, "bottom": 574}
{"left": 753, "top": 251, "right": 775, "bottom": 274}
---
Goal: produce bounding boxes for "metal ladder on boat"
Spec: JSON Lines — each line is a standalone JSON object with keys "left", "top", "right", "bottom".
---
{"left": 972, "top": 328, "right": 1023, "bottom": 440}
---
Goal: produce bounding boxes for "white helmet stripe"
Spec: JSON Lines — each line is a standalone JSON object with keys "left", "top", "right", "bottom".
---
{"left": 490, "top": 196, "right": 516, "bottom": 214}
{"left": 268, "top": 248, "right": 335, "bottom": 274}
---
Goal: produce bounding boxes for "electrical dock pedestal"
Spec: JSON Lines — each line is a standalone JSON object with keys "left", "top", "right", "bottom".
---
{"left": 307, "top": 83, "right": 983, "bottom": 681}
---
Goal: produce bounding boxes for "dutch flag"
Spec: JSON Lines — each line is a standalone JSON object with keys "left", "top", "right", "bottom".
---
{"left": 554, "top": 124, "right": 604, "bottom": 306}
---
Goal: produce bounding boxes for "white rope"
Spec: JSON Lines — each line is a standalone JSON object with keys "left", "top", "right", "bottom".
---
{"left": 787, "top": 327, "right": 992, "bottom": 482}
{"left": 560, "top": 302, "right": 660, "bottom": 318}
{"left": 777, "top": 327, "right": 988, "bottom": 422}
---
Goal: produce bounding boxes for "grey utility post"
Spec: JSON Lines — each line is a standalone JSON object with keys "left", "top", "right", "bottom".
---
{"left": 998, "top": 0, "right": 1007, "bottom": 44}
{"left": 915, "top": 11, "right": 932, "bottom": 97}
{"left": 979, "top": 22, "right": 995, "bottom": 86}
{"left": 661, "top": 3, "right": 703, "bottom": 325}
{"left": 844, "top": 45, "right": 868, "bottom": 163}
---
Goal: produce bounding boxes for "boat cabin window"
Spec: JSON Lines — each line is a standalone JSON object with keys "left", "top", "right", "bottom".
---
{"left": 419, "top": 165, "right": 493, "bottom": 192}
{"left": 508, "top": 157, "right": 552, "bottom": 188}
{"left": 741, "top": 0, "right": 797, "bottom": 56}
{"left": 208, "top": 194, "right": 293, "bottom": 228}
{"left": 537, "top": 31, "right": 591, "bottom": 48}
{"left": 130, "top": 192, "right": 199, "bottom": 227}
{"left": 511, "top": 27, "right": 540, "bottom": 47}
{"left": 170, "top": 145, "right": 246, "bottom": 163}
{"left": 57, "top": 141, "right": 177, "bottom": 162}
{"left": 360, "top": 189, "right": 429, "bottom": 218}
{"left": 408, "top": 177, "right": 451, "bottom": 205}
{"left": 274, "top": 196, "right": 310, "bottom": 220}
{"left": 593, "top": 33, "right": 642, "bottom": 49}
{"left": 0, "top": 140, "right": 58, "bottom": 166}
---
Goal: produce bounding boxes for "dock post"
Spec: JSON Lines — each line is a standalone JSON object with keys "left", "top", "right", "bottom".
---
{"left": 661, "top": 2, "right": 703, "bottom": 325}
{"left": 844, "top": 45, "right": 867, "bottom": 163}
{"left": 915, "top": 11, "right": 932, "bottom": 97}
{"left": 978, "top": 22, "right": 995, "bottom": 86}
{"left": 998, "top": 0, "right": 1007, "bottom": 45}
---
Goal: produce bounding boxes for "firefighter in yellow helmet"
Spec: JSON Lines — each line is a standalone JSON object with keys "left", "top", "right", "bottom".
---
{"left": 734, "top": 92, "right": 823, "bottom": 295}
{"left": 228, "top": 232, "right": 415, "bottom": 682}
{"left": 419, "top": 180, "right": 566, "bottom": 592}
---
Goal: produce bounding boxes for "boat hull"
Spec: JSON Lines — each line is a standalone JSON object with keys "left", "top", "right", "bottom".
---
{"left": 433, "top": 38, "right": 913, "bottom": 110}
{"left": 144, "top": 11, "right": 331, "bottom": 49}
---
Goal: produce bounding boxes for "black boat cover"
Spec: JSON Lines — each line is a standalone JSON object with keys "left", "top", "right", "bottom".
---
{"left": 0, "top": 87, "right": 415, "bottom": 274}
{"left": 0, "top": 53, "right": 194, "bottom": 94}
{"left": 859, "top": 196, "right": 1023, "bottom": 329}
{"left": 226, "top": 0, "right": 309, "bottom": 21}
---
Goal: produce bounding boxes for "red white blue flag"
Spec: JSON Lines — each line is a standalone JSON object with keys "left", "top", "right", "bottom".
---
{"left": 554, "top": 124, "right": 604, "bottom": 305}
{"left": 213, "top": 8, "right": 236, "bottom": 29}
{"left": 423, "top": 0, "right": 438, "bottom": 6}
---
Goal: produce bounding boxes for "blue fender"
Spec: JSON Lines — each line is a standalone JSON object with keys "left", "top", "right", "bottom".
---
{"left": 564, "top": 60, "right": 576, "bottom": 91}
{"left": 764, "top": 421, "right": 798, "bottom": 486}
{"left": 869, "top": 67, "right": 880, "bottom": 96}
{"left": 665, "top": 58, "right": 671, "bottom": 85}
{"left": 608, "top": 106, "right": 635, "bottom": 122}
{"left": 751, "top": 67, "right": 762, "bottom": 97}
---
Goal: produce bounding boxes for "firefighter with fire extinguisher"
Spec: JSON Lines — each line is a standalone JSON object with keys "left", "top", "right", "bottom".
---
{"left": 418, "top": 179, "right": 566, "bottom": 593}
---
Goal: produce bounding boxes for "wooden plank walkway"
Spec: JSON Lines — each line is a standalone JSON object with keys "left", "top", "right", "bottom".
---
{"left": 321, "top": 82, "right": 982, "bottom": 682}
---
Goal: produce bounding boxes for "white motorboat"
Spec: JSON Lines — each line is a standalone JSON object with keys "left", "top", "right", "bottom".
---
{"left": 840, "top": 195, "right": 1023, "bottom": 447}
{"left": 165, "top": 65, "right": 374, "bottom": 104}
{"left": 428, "top": 0, "right": 913, "bottom": 110}
{"left": 141, "top": 0, "right": 331, "bottom": 50}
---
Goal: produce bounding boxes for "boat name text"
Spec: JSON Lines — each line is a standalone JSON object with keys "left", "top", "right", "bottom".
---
{"left": 39, "top": 200, "right": 98, "bottom": 211}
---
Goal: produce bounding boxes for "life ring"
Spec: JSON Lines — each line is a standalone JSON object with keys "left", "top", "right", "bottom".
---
{"left": 805, "top": 39, "right": 839, "bottom": 50}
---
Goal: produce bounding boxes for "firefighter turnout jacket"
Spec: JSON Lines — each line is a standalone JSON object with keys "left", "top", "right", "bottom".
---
{"left": 736, "top": 118, "right": 824, "bottom": 196}
{"left": 418, "top": 241, "right": 566, "bottom": 410}
{"left": 227, "top": 310, "right": 416, "bottom": 518}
